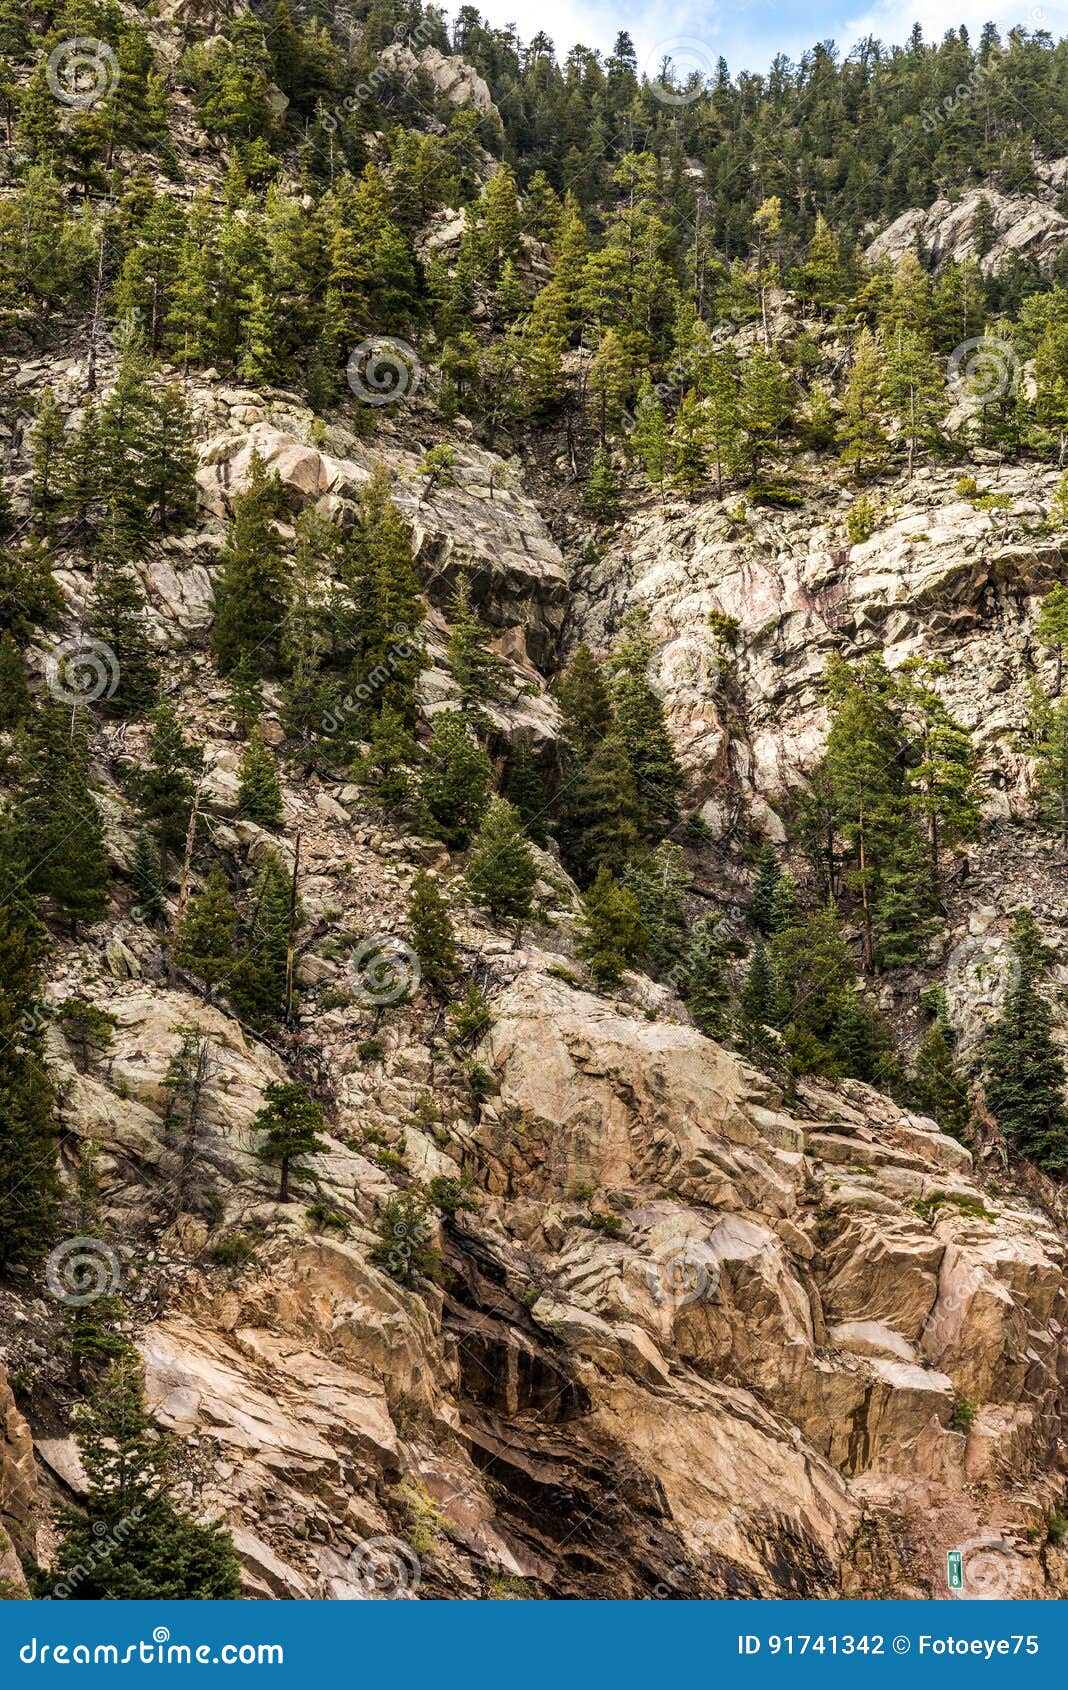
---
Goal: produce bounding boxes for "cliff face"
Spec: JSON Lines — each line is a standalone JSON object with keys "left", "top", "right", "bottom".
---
{"left": 3, "top": 13, "right": 1068, "bottom": 1606}
{"left": 1, "top": 346, "right": 1067, "bottom": 1597}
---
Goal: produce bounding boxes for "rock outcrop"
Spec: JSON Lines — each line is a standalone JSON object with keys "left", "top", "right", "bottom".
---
{"left": 866, "top": 174, "right": 1068, "bottom": 275}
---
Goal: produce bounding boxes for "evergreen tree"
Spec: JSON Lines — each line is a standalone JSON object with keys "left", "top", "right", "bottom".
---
{"left": 229, "top": 853, "right": 294, "bottom": 1027}
{"left": 577, "top": 866, "right": 647, "bottom": 988}
{"left": 503, "top": 735, "right": 548, "bottom": 845}
{"left": 51, "top": 1353, "right": 241, "bottom": 1598}
{"left": 683, "top": 917, "right": 732, "bottom": 1040}
{"left": 622, "top": 842, "right": 689, "bottom": 976}
{"left": 17, "top": 703, "right": 109, "bottom": 932}
{"left": 339, "top": 465, "right": 425, "bottom": 729}
{"left": 585, "top": 447, "right": 621, "bottom": 520}
{"left": 554, "top": 645, "right": 613, "bottom": 750}
{"left": 131, "top": 701, "right": 201, "bottom": 858}
{"left": 406, "top": 870, "right": 458, "bottom": 991}
{"left": 419, "top": 712, "right": 492, "bottom": 849}
{"left": 0, "top": 536, "right": 63, "bottom": 640}
{"left": 227, "top": 652, "right": 263, "bottom": 738}
{"left": 630, "top": 377, "right": 669, "bottom": 488}
{"left": 130, "top": 830, "right": 166, "bottom": 925}
{"left": 445, "top": 575, "right": 507, "bottom": 707}
{"left": 86, "top": 559, "right": 159, "bottom": 720}
{"left": 669, "top": 391, "right": 710, "bottom": 495}
{"left": 66, "top": 1146, "right": 126, "bottom": 1386}
{"left": 173, "top": 864, "right": 237, "bottom": 992}
{"left": 0, "top": 831, "right": 60, "bottom": 1268}
{"left": 914, "top": 1019, "right": 971, "bottom": 1142}
{"left": 748, "top": 844, "right": 781, "bottom": 934}
{"left": 699, "top": 351, "right": 743, "bottom": 495}
{"left": 355, "top": 704, "right": 418, "bottom": 814}
{"left": 608, "top": 615, "right": 684, "bottom": 836}
{"left": 1026, "top": 682, "right": 1068, "bottom": 842}
{"left": 985, "top": 910, "right": 1068, "bottom": 1171}
{"left": 252, "top": 1080, "right": 326, "bottom": 1201}
{"left": 555, "top": 729, "right": 641, "bottom": 886}
{"left": 767, "top": 870, "right": 800, "bottom": 935}
{"left": 839, "top": 329, "right": 888, "bottom": 478}
{"left": 237, "top": 725, "right": 283, "bottom": 827}
{"left": 739, "top": 348, "right": 793, "bottom": 470}
{"left": 211, "top": 452, "right": 290, "bottom": 676}
{"left": 0, "top": 630, "right": 30, "bottom": 729}
{"left": 740, "top": 935, "right": 774, "bottom": 1030}
{"left": 588, "top": 328, "right": 630, "bottom": 443}
{"left": 881, "top": 324, "right": 946, "bottom": 478}
{"left": 465, "top": 798, "right": 538, "bottom": 926}
{"left": 898, "top": 659, "right": 981, "bottom": 881}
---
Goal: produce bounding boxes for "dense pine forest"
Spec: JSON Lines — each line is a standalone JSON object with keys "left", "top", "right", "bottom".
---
{"left": 2, "top": 2, "right": 1068, "bottom": 1601}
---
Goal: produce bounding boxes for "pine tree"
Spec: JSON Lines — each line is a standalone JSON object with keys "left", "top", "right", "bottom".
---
{"left": 1026, "top": 682, "right": 1068, "bottom": 842}
{"left": 622, "top": 842, "right": 689, "bottom": 976}
{"left": 465, "top": 798, "right": 538, "bottom": 926}
{"left": 985, "top": 910, "right": 1068, "bottom": 1172}
{"left": 882, "top": 324, "right": 946, "bottom": 478}
{"left": 0, "top": 829, "right": 60, "bottom": 1268}
{"left": 588, "top": 328, "right": 630, "bottom": 443}
{"left": 740, "top": 935, "right": 774, "bottom": 1029}
{"left": 230, "top": 854, "right": 294, "bottom": 1027}
{"left": 670, "top": 390, "right": 710, "bottom": 495}
{"left": 141, "top": 383, "right": 198, "bottom": 534}
{"left": 445, "top": 575, "right": 507, "bottom": 707}
{"left": 0, "top": 536, "right": 63, "bottom": 640}
{"left": 66, "top": 1146, "right": 126, "bottom": 1386}
{"left": 554, "top": 645, "right": 614, "bottom": 751}
{"left": 237, "top": 280, "right": 280, "bottom": 384}
{"left": 748, "top": 844, "right": 781, "bottom": 934}
{"left": 86, "top": 558, "right": 159, "bottom": 720}
{"left": 419, "top": 712, "right": 492, "bottom": 849}
{"left": 555, "top": 730, "right": 641, "bottom": 886}
{"left": 585, "top": 446, "right": 621, "bottom": 520}
{"left": 684, "top": 917, "right": 732, "bottom": 1041}
{"left": 237, "top": 726, "right": 283, "bottom": 827}
{"left": 0, "top": 630, "right": 30, "bottom": 729}
{"left": 130, "top": 830, "right": 166, "bottom": 925}
{"left": 340, "top": 465, "right": 425, "bottom": 729}
{"left": 577, "top": 867, "right": 647, "bottom": 989}
{"left": 51, "top": 1353, "right": 241, "bottom": 1598}
{"left": 608, "top": 615, "right": 684, "bottom": 836}
{"left": 131, "top": 701, "right": 201, "bottom": 858}
{"left": 211, "top": 452, "right": 290, "bottom": 676}
{"left": 30, "top": 389, "right": 66, "bottom": 520}
{"left": 739, "top": 349, "right": 793, "bottom": 470}
{"left": 914, "top": 1019, "right": 970, "bottom": 1142}
{"left": 699, "top": 353, "right": 742, "bottom": 494}
{"left": 767, "top": 870, "right": 800, "bottom": 935}
{"left": 355, "top": 704, "right": 418, "bottom": 814}
{"left": 489, "top": 743, "right": 544, "bottom": 855}
{"left": 839, "top": 329, "right": 888, "bottom": 478}
{"left": 406, "top": 870, "right": 458, "bottom": 991}
{"left": 17, "top": 703, "right": 110, "bottom": 933}
{"left": 173, "top": 864, "right": 237, "bottom": 992}
{"left": 160, "top": 1027, "right": 217, "bottom": 1222}
{"left": 898, "top": 660, "right": 981, "bottom": 881}
{"left": 227, "top": 651, "right": 263, "bottom": 737}
{"left": 630, "top": 377, "right": 670, "bottom": 488}
{"left": 252, "top": 1080, "right": 326, "bottom": 1201}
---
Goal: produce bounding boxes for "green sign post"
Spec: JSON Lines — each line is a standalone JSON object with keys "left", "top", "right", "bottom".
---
{"left": 947, "top": 1550, "right": 963, "bottom": 1590}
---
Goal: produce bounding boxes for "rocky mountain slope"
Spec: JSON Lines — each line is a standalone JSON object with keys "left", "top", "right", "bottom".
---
{"left": 2, "top": 5, "right": 1068, "bottom": 1605}
{"left": 0, "top": 337, "right": 1065, "bottom": 1600}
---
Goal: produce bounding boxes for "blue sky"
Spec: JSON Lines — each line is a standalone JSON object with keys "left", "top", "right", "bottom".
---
{"left": 475, "top": 1, "right": 1066, "bottom": 74}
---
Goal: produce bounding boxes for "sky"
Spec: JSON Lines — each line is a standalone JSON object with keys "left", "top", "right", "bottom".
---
{"left": 471, "top": 1, "right": 1067, "bottom": 77}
